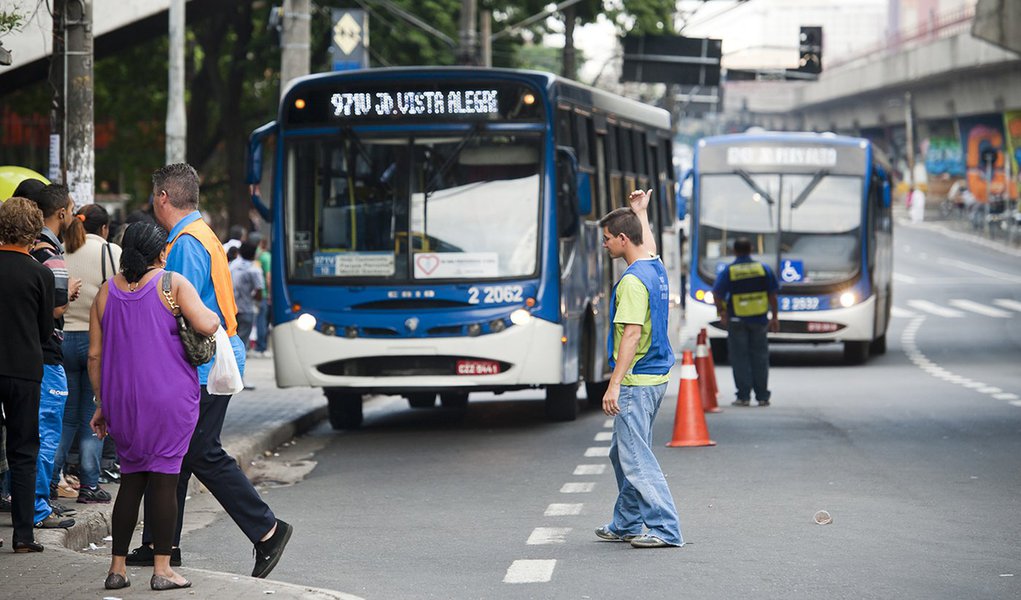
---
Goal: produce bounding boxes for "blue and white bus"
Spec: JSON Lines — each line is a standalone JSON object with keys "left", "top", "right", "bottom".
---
{"left": 247, "top": 67, "right": 683, "bottom": 428}
{"left": 685, "top": 132, "right": 893, "bottom": 364}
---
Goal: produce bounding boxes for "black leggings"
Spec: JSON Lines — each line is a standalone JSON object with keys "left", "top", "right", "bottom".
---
{"left": 112, "top": 471, "right": 179, "bottom": 556}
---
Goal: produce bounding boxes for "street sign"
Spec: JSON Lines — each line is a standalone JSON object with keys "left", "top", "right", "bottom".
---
{"left": 330, "top": 9, "right": 369, "bottom": 71}
{"left": 621, "top": 35, "right": 722, "bottom": 86}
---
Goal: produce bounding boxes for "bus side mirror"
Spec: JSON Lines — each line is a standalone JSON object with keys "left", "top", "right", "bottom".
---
{"left": 556, "top": 146, "right": 580, "bottom": 237}
{"left": 247, "top": 121, "right": 277, "bottom": 221}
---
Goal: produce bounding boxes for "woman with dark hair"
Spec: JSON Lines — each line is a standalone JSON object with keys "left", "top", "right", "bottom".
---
{"left": 51, "top": 203, "right": 122, "bottom": 504}
{"left": 87, "top": 222, "right": 218, "bottom": 590}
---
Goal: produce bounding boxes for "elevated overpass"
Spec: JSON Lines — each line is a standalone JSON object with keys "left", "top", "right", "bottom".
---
{"left": 726, "top": 19, "right": 1020, "bottom": 132}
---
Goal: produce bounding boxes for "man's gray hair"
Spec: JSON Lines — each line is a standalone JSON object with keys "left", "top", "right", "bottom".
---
{"left": 153, "top": 163, "right": 200, "bottom": 210}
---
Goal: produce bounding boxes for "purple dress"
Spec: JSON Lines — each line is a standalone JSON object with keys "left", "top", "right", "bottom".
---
{"left": 101, "top": 270, "right": 199, "bottom": 474}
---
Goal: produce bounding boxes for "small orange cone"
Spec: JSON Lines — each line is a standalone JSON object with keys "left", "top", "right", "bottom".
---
{"left": 700, "top": 328, "right": 720, "bottom": 401}
{"left": 695, "top": 331, "right": 721, "bottom": 413}
{"left": 666, "top": 350, "right": 716, "bottom": 447}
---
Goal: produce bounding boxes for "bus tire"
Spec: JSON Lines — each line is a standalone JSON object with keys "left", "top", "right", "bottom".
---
{"left": 710, "top": 338, "right": 728, "bottom": 364}
{"left": 843, "top": 341, "right": 870, "bottom": 365}
{"left": 869, "top": 333, "right": 887, "bottom": 355}
{"left": 407, "top": 393, "right": 437, "bottom": 409}
{"left": 585, "top": 380, "right": 609, "bottom": 408}
{"left": 440, "top": 392, "right": 469, "bottom": 409}
{"left": 325, "top": 389, "right": 363, "bottom": 430}
{"left": 545, "top": 383, "right": 579, "bottom": 421}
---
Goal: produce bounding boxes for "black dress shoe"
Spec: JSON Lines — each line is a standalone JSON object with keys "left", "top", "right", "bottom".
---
{"left": 13, "top": 540, "right": 44, "bottom": 553}
{"left": 151, "top": 574, "right": 191, "bottom": 590}
{"left": 104, "top": 572, "right": 130, "bottom": 589}
{"left": 252, "top": 519, "right": 293, "bottom": 578}
{"left": 126, "top": 545, "right": 182, "bottom": 566}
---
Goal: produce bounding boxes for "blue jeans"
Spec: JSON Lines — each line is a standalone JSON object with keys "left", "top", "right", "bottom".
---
{"left": 727, "top": 320, "right": 771, "bottom": 402}
{"left": 52, "top": 332, "right": 103, "bottom": 489}
{"left": 35, "top": 364, "right": 67, "bottom": 522}
{"left": 607, "top": 383, "right": 683, "bottom": 546}
{"left": 236, "top": 312, "right": 256, "bottom": 352}
{"left": 255, "top": 299, "right": 269, "bottom": 352}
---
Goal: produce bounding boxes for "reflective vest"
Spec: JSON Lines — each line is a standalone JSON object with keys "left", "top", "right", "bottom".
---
{"left": 607, "top": 258, "right": 675, "bottom": 376}
{"left": 727, "top": 261, "right": 769, "bottom": 318}
{"left": 167, "top": 220, "right": 238, "bottom": 336}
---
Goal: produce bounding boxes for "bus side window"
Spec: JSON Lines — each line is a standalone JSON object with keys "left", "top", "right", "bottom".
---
{"left": 606, "top": 122, "right": 623, "bottom": 208}
{"left": 575, "top": 112, "right": 591, "bottom": 168}
{"left": 557, "top": 108, "right": 574, "bottom": 146}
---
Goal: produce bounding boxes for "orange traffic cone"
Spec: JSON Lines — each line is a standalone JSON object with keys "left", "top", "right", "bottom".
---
{"left": 666, "top": 350, "right": 716, "bottom": 447}
{"left": 695, "top": 331, "right": 721, "bottom": 413}
{"left": 700, "top": 328, "right": 720, "bottom": 401}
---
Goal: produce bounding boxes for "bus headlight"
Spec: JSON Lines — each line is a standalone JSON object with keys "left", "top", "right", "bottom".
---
{"left": 510, "top": 309, "right": 532, "bottom": 326}
{"left": 296, "top": 313, "right": 317, "bottom": 331}
{"left": 703, "top": 291, "right": 714, "bottom": 305}
{"left": 839, "top": 292, "right": 856, "bottom": 308}
{"left": 489, "top": 319, "right": 506, "bottom": 333}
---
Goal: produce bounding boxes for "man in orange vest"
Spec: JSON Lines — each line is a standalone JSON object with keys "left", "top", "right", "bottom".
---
{"left": 126, "top": 164, "right": 292, "bottom": 578}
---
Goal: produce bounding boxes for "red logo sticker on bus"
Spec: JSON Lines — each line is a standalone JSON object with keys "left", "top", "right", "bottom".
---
{"left": 456, "top": 360, "right": 501, "bottom": 375}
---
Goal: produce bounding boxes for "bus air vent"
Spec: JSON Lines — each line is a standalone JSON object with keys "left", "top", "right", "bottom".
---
{"left": 352, "top": 299, "right": 472, "bottom": 310}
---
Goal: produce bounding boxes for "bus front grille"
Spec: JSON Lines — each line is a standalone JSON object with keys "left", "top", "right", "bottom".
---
{"left": 316, "top": 356, "right": 512, "bottom": 378}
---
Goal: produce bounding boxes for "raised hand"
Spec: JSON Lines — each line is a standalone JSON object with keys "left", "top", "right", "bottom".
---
{"left": 629, "top": 188, "right": 652, "bottom": 215}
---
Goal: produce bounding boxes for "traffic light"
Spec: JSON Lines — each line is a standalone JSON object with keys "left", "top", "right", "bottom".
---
{"left": 798, "top": 26, "right": 822, "bottom": 74}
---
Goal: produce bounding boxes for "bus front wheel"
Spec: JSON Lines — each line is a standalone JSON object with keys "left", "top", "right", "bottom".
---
{"left": 869, "top": 333, "right": 887, "bottom": 355}
{"left": 325, "top": 389, "right": 364, "bottom": 430}
{"left": 545, "top": 383, "right": 579, "bottom": 421}
{"left": 843, "top": 341, "right": 870, "bottom": 365}
{"left": 585, "top": 380, "right": 609, "bottom": 408}
{"left": 440, "top": 392, "right": 469, "bottom": 408}
{"left": 407, "top": 393, "right": 437, "bottom": 409}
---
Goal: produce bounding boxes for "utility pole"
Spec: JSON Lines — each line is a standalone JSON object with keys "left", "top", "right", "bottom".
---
{"left": 562, "top": 3, "right": 576, "bottom": 78}
{"left": 51, "top": 0, "right": 95, "bottom": 207}
{"left": 166, "top": 0, "right": 186, "bottom": 165}
{"left": 480, "top": 9, "right": 492, "bottom": 67}
{"left": 280, "top": 0, "right": 311, "bottom": 99}
{"left": 457, "top": 0, "right": 478, "bottom": 65}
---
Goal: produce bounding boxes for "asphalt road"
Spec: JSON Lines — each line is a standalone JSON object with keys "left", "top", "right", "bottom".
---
{"left": 183, "top": 220, "right": 1021, "bottom": 599}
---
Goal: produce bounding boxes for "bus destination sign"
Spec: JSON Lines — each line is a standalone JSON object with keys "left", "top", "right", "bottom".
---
{"left": 699, "top": 141, "right": 867, "bottom": 175}
{"left": 332, "top": 89, "right": 499, "bottom": 119}
{"left": 725, "top": 146, "right": 838, "bottom": 168}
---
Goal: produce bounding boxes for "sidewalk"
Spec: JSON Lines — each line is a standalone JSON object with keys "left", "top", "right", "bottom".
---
{"left": 0, "top": 355, "right": 362, "bottom": 599}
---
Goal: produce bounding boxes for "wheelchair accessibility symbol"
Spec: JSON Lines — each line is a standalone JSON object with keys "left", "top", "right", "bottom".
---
{"left": 781, "top": 259, "right": 804, "bottom": 283}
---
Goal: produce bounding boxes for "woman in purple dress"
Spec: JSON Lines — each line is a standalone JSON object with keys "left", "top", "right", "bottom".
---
{"left": 88, "top": 222, "right": 218, "bottom": 591}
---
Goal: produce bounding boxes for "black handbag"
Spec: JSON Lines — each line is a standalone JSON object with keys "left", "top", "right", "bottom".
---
{"left": 161, "top": 271, "right": 215, "bottom": 366}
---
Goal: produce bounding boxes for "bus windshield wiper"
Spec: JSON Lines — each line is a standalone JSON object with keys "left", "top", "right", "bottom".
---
{"left": 735, "top": 169, "right": 775, "bottom": 205}
{"left": 424, "top": 124, "right": 482, "bottom": 197}
{"left": 791, "top": 169, "right": 829, "bottom": 210}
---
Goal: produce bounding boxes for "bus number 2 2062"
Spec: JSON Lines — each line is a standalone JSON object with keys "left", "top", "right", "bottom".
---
{"left": 468, "top": 285, "right": 524, "bottom": 304}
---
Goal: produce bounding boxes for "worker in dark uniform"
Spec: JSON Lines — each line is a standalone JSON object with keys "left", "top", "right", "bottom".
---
{"left": 712, "top": 238, "right": 779, "bottom": 407}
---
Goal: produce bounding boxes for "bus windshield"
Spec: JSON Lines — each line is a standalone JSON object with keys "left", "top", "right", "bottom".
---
{"left": 698, "top": 172, "right": 862, "bottom": 284}
{"left": 285, "top": 133, "right": 541, "bottom": 282}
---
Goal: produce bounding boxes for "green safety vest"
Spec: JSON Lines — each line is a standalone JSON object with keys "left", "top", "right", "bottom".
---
{"left": 728, "top": 262, "right": 769, "bottom": 317}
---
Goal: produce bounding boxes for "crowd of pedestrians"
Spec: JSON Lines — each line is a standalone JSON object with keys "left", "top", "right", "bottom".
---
{"left": 0, "top": 164, "right": 289, "bottom": 589}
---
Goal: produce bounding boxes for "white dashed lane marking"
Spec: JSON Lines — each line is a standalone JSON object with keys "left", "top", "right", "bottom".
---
{"left": 907, "top": 300, "right": 964, "bottom": 318}
{"left": 560, "top": 482, "right": 595, "bottom": 493}
{"left": 902, "top": 315, "right": 1019, "bottom": 407}
{"left": 545, "top": 503, "right": 584, "bottom": 516}
{"left": 891, "top": 306, "right": 917, "bottom": 318}
{"left": 584, "top": 446, "right": 611, "bottom": 457}
{"left": 993, "top": 299, "right": 1021, "bottom": 313}
{"left": 603, "top": 419, "right": 614, "bottom": 428}
{"left": 594, "top": 431, "right": 613, "bottom": 442}
{"left": 527, "top": 527, "right": 572, "bottom": 545}
{"left": 948, "top": 299, "right": 1012, "bottom": 318}
{"left": 574, "top": 464, "right": 606, "bottom": 475}
{"left": 504, "top": 560, "right": 556, "bottom": 583}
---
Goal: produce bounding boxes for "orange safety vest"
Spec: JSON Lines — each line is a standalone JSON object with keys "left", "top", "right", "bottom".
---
{"left": 167, "top": 219, "right": 238, "bottom": 337}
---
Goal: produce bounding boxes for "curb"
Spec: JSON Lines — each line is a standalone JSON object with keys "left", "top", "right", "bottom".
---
{"left": 47, "top": 404, "right": 327, "bottom": 552}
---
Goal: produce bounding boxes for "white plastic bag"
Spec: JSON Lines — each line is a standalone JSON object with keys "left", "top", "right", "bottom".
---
{"left": 207, "top": 326, "right": 244, "bottom": 395}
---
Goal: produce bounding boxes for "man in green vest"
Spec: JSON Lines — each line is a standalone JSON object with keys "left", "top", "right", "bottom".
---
{"left": 712, "top": 238, "right": 779, "bottom": 407}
